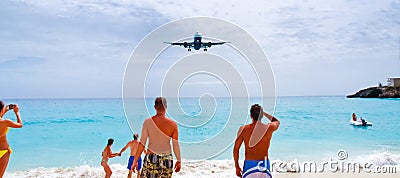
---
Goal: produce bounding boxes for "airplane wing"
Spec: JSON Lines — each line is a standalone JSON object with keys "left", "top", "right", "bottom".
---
{"left": 164, "top": 42, "right": 194, "bottom": 48}
{"left": 202, "top": 42, "right": 230, "bottom": 47}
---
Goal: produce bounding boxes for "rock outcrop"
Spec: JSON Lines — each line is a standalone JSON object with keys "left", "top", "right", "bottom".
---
{"left": 347, "top": 86, "right": 400, "bottom": 98}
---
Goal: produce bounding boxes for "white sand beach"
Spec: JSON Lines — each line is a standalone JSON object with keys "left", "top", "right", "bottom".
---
{"left": 5, "top": 160, "right": 399, "bottom": 178}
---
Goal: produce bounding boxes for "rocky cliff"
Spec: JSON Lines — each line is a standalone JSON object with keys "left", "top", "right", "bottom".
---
{"left": 347, "top": 86, "right": 400, "bottom": 98}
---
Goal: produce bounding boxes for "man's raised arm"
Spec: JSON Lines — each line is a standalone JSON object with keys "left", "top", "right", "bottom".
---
{"left": 263, "top": 111, "right": 280, "bottom": 131}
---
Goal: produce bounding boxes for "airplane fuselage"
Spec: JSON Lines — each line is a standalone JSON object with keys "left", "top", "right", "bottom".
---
{"left": 194, "top": 36, "right": 202, "bottom": 50}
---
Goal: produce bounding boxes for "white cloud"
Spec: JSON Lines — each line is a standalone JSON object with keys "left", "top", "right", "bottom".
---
{"left": 0, "top": 0, "right": 399, "bottom": 97}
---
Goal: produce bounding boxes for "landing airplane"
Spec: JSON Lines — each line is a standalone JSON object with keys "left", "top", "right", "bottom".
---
{"left": 164, "top": 32, "right": 229, "bottom": 51}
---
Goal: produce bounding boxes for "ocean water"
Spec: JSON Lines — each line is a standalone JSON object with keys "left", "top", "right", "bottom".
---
{"left": 2, "top": 96, "right": 399, "bottom": 172}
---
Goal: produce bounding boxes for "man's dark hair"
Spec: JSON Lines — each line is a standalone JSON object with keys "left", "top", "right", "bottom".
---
{"left": 107, "top": 138, "right": 114, "bottom": 146}
{"left": 154, "top": 97, "right": 167, "bottom": 110}
{"left": 133, "top": 134, "right": 138, "bottom": 140}
{"left": 250, "top": 104, "right": 263, "bottom": 121}
{"left": 0, "top": 101, "right": 4, "bottom": 111}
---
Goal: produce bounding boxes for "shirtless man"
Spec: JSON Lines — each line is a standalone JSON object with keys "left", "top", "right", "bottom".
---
{"left": 119, "top": 134, "right": 145, "bottom": 178}
{"left": 132, "top": 97, "right": 181, "bottom": 178}
{"left": 233, "top": 104, "right": 280, "bottom": 178}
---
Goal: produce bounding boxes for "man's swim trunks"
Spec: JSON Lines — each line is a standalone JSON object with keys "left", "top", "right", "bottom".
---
{"left": 242, "top": 159, "right": 272, "bottom": 178}
{"left": 140, "top": 152, "right": 173, "bottom": 178}
{"left": 127, "top": 156, "right": 142, "bottom": 170}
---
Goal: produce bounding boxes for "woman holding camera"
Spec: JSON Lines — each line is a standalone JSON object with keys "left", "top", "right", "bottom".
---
{"left": 0, "top": 101, "right": 23, "bottom": 177}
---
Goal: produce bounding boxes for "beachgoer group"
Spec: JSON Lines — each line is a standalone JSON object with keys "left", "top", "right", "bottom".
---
{"left": 102, "top": 97, "right": 280, "bottom": 178}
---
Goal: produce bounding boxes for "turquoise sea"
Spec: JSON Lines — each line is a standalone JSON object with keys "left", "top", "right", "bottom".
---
{"left": 2, "top": 96, "right": 400, "bottom": 171}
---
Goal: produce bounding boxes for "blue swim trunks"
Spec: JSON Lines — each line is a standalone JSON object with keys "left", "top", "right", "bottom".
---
{"left": 242, "top": 159, "right": 272, "bottom": 178}
{"left": 127, "top": 156, "right": 142, "bottom": 171}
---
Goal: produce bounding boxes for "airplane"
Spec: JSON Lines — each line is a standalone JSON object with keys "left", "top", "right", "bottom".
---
{"left": 164, "top": 32, "right": 229, "bottom": 51}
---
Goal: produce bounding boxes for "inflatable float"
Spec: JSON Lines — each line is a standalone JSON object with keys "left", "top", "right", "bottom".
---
{"left": 350, "top": 119, "right": 372, "bottom": 126}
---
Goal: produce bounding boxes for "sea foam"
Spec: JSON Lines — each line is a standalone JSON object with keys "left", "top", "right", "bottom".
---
{"left": 355, "top": 150, "right": 400, "bottom": 167}
{"left": 5, "top": 160, "right": 237, "bottom": 178}
{"left": 5, "top": 152, "right": 400, "bottom": 177}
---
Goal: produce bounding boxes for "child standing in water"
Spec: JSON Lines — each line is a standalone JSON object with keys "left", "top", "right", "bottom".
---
{"left": 101, "top": 138, "right": 120, "bottom": 178}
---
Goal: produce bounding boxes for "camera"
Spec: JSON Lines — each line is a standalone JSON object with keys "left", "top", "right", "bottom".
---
{"left": 7, "top": 104, "right": 16, "bottom": 110}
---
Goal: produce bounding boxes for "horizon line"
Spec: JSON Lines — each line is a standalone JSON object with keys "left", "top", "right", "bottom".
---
{"left": 1, "top": 95, "right": 348, "bottom": 100}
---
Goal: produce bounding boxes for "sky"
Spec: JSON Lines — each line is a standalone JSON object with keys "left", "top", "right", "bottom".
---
{"left": 0, "top": 0, "right": 399, "bottom": 98}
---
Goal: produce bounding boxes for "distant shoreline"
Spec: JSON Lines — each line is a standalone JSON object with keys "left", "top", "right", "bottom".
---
{"left": 347, "top": 86, "right": 400, "bottom": 98}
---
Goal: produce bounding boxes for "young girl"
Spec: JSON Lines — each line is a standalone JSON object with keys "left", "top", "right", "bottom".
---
{"left": 101, "top": 138, "right": 120, "bottom": 178}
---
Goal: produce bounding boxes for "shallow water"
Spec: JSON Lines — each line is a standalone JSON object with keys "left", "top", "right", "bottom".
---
{"left": 2, "top": 96, "right": 399, "bottom": 171}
